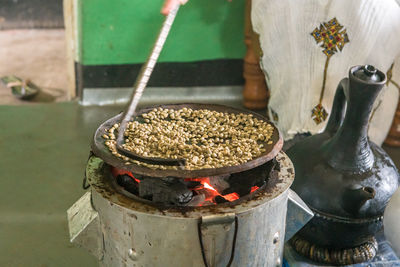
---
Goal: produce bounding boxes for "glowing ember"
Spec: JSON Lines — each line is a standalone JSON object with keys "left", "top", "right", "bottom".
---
{"left": 111, "top": 167, "right": 245, "bottom": 206}
{"left": 111, "top": 168, "right": 140, "bottom": 183}
{"left": 223, "top": 192, "right": 240, "bottom": 202}
{"left": 188, "top": 177, "right": 240, "bottom": 204}
{"left": 250, "top": 186, "right": 259, "bottom": 193}
{"left": 203, "top": 182, "right": 217, "bottom": 192}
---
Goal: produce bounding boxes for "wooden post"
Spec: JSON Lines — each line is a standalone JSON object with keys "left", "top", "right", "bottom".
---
{"left": 63, "top": 0, "right": 77, "bottom": 99}
{"left": 243, "top": 0, "right": 269, "bottom": 110}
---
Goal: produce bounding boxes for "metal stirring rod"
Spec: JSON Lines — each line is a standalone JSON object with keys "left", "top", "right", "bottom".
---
{"left": 116, "top": 4, "right": 184, "bottom": 165}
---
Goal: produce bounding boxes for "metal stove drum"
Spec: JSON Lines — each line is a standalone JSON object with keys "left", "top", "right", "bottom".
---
{"left": 67, "top": 104, "right": 313, "bottom": 267}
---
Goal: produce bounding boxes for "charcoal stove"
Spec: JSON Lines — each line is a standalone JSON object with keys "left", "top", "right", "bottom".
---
{"left": 67, "top": 114, "right": 313, "bottom": 266}
{"left": 69, "top": 152, "right": 309, "bottom": 267}
{"left": 67, "top": 6, "right": 312, "bottom": 265}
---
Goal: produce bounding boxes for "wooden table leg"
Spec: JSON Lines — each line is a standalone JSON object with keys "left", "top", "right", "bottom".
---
{"left": 243, "top": 0, "right": 269, "bottom": 110}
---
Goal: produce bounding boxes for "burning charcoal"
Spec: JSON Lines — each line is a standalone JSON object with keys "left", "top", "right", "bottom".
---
{"left": 139, "top": 178, "right": 193, "bottom": 205}
{"left": 162, "top": 177, "right": 181, "bottom": 183}
{"left": 225, "top": 160, "right": 276, "bottom": 196}
{"left": 117, "top": 175, "right": 139, "bottom": 195}
{"left": 186, "top": 194, "right": 206, "bottom": 206}
{"left": 183, "top": 180, "right": 202, "bottom": 188}
{"left": 175, "top": 189, "right": 193, "bottom": 204}
{"left": 215, "top": 195, "right": 229, "bottom": 204}
{"left": 139, "top": 178, "right": 165, "bottom": 198}
{"left": 202, "top": 201, "right": 215, "bottom": 206}
{"left": 208, "top": 175, "right": 230, "bottom": 193}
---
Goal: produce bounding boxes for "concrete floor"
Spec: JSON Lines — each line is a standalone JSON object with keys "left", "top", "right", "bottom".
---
{"left": 0, "top": 102, "right": 123, "bottom": 267}
{"left": 0, "top": 29, "right": 69, "bottom": 105}
{"left": 1, "top": 101, "right": 400, "bottom": 266}
{"left": 0, "top": 100, "right": 245, "bottom": 266}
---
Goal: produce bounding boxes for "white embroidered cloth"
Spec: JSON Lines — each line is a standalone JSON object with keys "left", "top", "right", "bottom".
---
{"left": 251, "top": 0, "right": 400, "bottom": 145}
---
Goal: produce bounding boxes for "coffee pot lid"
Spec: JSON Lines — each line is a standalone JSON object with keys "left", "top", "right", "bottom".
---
{"left": 353, "top": 65, "right": 383, "bottom": 82}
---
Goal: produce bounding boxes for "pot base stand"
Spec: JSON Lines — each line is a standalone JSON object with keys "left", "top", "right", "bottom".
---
{"left": 290, "top": 235, "right": 378, "bottom": 265}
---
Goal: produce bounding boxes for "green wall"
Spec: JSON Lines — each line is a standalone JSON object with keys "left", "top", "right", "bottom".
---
{"left": 79, "top": 0, "right": 246, "bottom": 65}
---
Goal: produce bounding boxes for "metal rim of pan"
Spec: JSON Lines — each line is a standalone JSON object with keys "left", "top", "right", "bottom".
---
{"left": 92, "top": 103, "right": 283, "bottom": 178}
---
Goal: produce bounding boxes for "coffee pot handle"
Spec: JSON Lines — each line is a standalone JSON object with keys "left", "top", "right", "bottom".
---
{"left": 324, "top": 78, "right": 348, "bottom": 135}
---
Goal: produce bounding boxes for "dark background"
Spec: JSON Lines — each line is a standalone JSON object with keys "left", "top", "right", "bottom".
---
{"left": 0, "top": 0, "right": 64, "bottom": 29}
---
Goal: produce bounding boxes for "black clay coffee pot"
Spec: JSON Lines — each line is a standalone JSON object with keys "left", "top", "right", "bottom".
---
{"left": 287, "top": 65, "right": 400, "bottom": 265}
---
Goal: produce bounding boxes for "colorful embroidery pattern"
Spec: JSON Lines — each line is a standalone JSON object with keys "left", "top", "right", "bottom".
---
{"left": 312, "top": 104, "right": 328, "bottom": 124}
{"left": 386, "top": 63, "right": 394, "bottom": 86}
{"left": 311, "top": 18, "right": 349, "bottom": 124}
{"left": 311, "top": 18, "right": 349, "bottom": 58}
{"left": 270, "top": 108, "right": 279, "bottom": 122}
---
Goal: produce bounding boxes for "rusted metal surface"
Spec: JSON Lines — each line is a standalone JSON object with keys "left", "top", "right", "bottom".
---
{"left": 92, "top": 103, "right": 283, "bottom": 178}
{"left": 92, "top": 190, "right": 288, "bottom": 267}
{"left": 198, "top": 213, "right": 237, "bottom": 266}
{"left": 86, "top": 151, "right": 292, "bottom": 217}
{"left": 67, "top": 192, "right": 103, "bottom": 260}
{"left": 109, "top": 159, "right": 276, "bottom": 208}
{"left": 66, "top": 152, "right": 312, "bottom": 266}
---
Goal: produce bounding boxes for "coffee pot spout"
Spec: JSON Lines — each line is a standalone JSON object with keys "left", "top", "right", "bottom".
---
{"left": 341, "top": 186, "right": 376, "bottom": 214}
